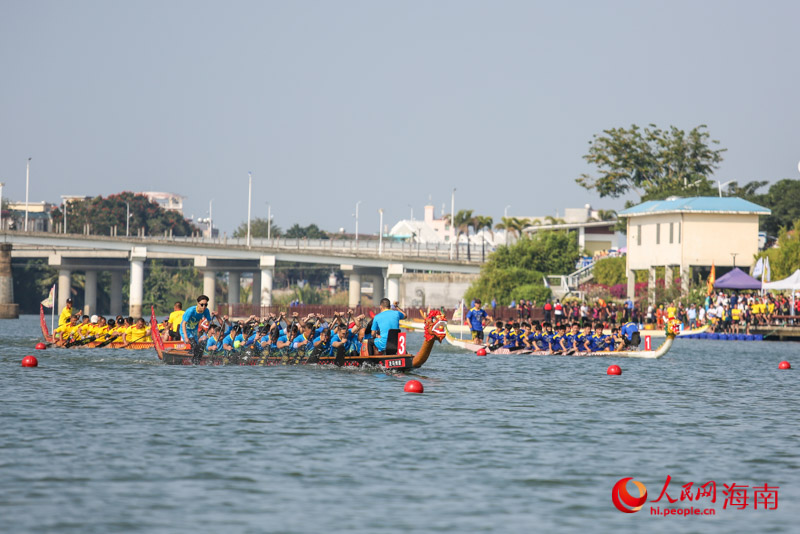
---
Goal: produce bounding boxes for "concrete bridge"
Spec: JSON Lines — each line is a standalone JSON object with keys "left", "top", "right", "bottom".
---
{"left": 2, "top": 232, "right": 481, "bottom": 316}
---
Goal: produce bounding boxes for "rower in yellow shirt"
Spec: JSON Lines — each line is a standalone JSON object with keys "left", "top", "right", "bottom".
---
{"left": 123, "top": 317, "right": 152, "bottom": 345}
{"left": 59, "top": 298, "right": 75, "bottom": 326}
{"left": 54, "top": 315, "right": 79, "bottom": 346}
{"left": 167, "top": 302, "right": 184, "bottom": 341}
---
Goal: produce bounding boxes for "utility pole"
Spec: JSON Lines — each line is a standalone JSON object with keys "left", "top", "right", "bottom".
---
{"left": 247, "top": 172, "right": 252, "bottom": 248}
{"left": 24, "top": 157, "right": 31, "bottom": 231}
{"left": 450, "top": 188, "right": 456, "bottom": 260}
{"left": 378, "top": 208, "right": 384, "bottom": 256}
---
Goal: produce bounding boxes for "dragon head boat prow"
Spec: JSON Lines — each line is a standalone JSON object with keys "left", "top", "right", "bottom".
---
{"left": 411, "top": 308, "right": 447, "bottom": 368}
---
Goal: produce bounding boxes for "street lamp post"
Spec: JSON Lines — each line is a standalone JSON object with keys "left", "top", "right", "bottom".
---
{"left": 267, "top": 203, "right": 271, "bottom": 240}
{"left": 24, "top": 157, "right": 31, "bottom": 231}
{"left": 208, "top": 199, "right": 213, "bottom": 236}
{"left": 247, "top": 172, "right": 252, "bottom": 248}
{"left": 63, "top": 199, "right": 68, "bottom": 234}
{"left": 355, "top": 200, "right": 361, "bottom": 243}
{"left": 0, "top": 182, "right": 4, "bottom": 230}
{"left": 126, "top": 202, "right": 130, "bottom": 237}
{"left": 378, "top": 208, "right": 384, "bottom": 256}
{"left": 717, "top": 180, "right": 733, "bottom": 197}
{"left": 450, "top": 188, "right": 456, "bottom": 260}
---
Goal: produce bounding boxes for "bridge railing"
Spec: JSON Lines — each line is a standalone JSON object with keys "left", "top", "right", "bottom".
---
{"left": 2, "top": 229, "right": 489, "bottom": 263}
{"left": 168, "top": 236, "right": 488, "bottom": 262}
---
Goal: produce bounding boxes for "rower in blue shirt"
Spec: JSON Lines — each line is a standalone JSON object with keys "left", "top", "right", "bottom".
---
{"left": 590, "top": 323, "right": 609, "bottom": 352}
{"left": 487, "top": 321, "right": 504, "bottom": 350}
{"left": 180, "top": 294, "right": 214, "bottom": 342}
{"left": 466, "top": 299, "right": 491, "bottom": 343}
{"left": 371, "top": 299, "right": 406, "bottom": 354}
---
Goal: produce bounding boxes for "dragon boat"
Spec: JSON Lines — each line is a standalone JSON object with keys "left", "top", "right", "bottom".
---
{"left": 445, "top": 319, "right": 681, "bottom": 359}
{"left": 40, "top": 304, "right": 191, "bottom": 350}
{"left": 150, "top": 307, "right": 448, "bottom": 370}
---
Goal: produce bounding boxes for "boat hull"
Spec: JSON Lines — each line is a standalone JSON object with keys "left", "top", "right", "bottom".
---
{"left": 160, "top": 349, "right": 416, "bottom": 370}
{"left": 445, "top": 327, "right": 675, "bottom": 359}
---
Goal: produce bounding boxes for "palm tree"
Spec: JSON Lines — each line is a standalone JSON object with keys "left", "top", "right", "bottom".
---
{"left": 474, "top": 215, "right": 494, "bottom": 261}
{"left": 453, "top": 209, "right": 474, "bottom": 260}
{"left": 589, "top": 209, "right": 617, "bottom": 222}
{"left": 495, "top": 216, "right": 525, "bottom": 245}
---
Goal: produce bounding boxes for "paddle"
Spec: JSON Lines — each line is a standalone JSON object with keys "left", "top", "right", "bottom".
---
{"left": 122, "top": 332, "right": 151, "bottom": 348}
{"left": 65, "top": 335, "right": 97, "bottom": 348}
{"left": 95, "top": 334, "right": 121, "bottom": 348}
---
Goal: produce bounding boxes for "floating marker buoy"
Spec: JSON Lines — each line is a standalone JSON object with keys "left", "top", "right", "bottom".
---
{"left": 21, "top": 355, "right": 39, "bottom": 367}
{"left": 35, "top": 342, "right": 47, "bottom": 350}
{"left": 404, "top": 379, "right": 424, "bottom": 394}
{"left": 476, "top": 348, "right": 487, "bottom": 356}
{"left": 607, "top": 365, "right": 622, "bottom": 375}
{"left": 779, "top": 361, "right": 791, "bottom": 370}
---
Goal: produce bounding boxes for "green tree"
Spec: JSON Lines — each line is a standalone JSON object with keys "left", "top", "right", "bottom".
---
{"left": 759, "top": 179, "right": 800, "bottom": 236}
{"left": 577, "top": 124, "right": 725, "bottom": 201}
{"left": 50, "top": 192, "right": 197, "bottom": 236}
{"left": 233, "top": 217, "right": 283, "bottom": 238}
{"left": 465, "top": 231, "right": 579, "bottom": 305}
{"left": 756, "top": 219, "right": 800, "bottom": 280}
{"left": 284, "top": 223, "right": 330, "bottom": 239}
{"left": 592, "top": 257, "right": 627, "bottom": 286}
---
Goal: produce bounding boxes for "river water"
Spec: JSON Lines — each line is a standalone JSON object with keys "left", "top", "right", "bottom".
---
{"left": 1, "top": 315, "right": 798, "bottom": 533}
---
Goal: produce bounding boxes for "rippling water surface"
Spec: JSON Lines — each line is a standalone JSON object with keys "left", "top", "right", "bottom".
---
{"left": 1, "top": 316, "right": 798, "bottom": 533}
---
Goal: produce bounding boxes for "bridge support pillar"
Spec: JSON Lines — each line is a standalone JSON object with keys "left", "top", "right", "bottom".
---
{"left": 129, "top": 247, "right": 146, "bottom": 318}
{"left": 386, "top": 264, "right": 403, "bottom": 305}
{"left": 110, "top": 271, "right": 123, "bottom": 316}
{"left": 0, "top": 243, "right": 19, "bottom": 319}
{"left": 203, "top": 270, "right": 216, "bottom": 312}
{"left": 648, "top": 266, "right": 656, "bottom": 306}
{"left": 84, "top": 270, "right": 97, "bottom": 316}
{"left": 58, "top": 268, "right": 72, "bottom": 312}
{"left": 664, "top": 265, "right": 672, "bottom": 290}
{"left": 680, "top": 265, "right": 690, "bottom": 295}
{"left": 251, "top": 271, "right": 261, "bottom": 310}
{"left": 228, "top": 272, "right": 241, "bottom": 305}
{"left": 372, "top": 274, "right": 384, "bottom": 304}
{"left": 260, "top": 256, "right": 275, "bottom": 307}
{"left": 626, "top": 270, "right": 635, "bottom": 302}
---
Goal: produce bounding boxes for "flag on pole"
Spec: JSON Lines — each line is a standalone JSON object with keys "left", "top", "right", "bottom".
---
{"left": 752, "top": 257, "right": 764, "bottom": 278}
{"left": 41, "top": 284, "right": 56, "bottom": 308}
{"left": 706, "top": 263, "right": 716, "bottom": 296}
{"left": 452, "top": 300, "right": 464, "bottom": 322}
{"left": 764, "top": 257, "right": 771, "bottom": 282}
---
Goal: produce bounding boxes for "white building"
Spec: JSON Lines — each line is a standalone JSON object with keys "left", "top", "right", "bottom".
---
{"left": 389, "top": 204, "right": 503, "bottom": 247}
{"left": 619, "top": 196, "right": 770, "bottom": 300}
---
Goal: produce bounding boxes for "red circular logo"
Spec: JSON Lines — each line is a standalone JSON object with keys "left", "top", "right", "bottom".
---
{"left": 612, "top": 477, "right": 648, "bottom": 513}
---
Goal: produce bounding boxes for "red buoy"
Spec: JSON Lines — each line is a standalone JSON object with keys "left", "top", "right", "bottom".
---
{"left": 35, "top": 342, "right": 47, "bottom": 350}
{"left": 779, "top": 361, "right": 791, "bottom": 370}
{"left": 476, "top": 348, "right": 487, "bottom": 356}
{"left": 21, "top": 355, "right": 39, "bottom": 367}
{"left": 607, "top": 365, "right": 622, "bottom": 375}
{"left": 404, "top": 379, "right": 424, "bottom": 394}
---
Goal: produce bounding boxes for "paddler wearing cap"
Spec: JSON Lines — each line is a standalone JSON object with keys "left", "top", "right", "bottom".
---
{"left": 59, "top": 298, "right": 75, "bottom": 326}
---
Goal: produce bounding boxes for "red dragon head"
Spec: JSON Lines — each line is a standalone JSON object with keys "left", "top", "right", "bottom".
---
{"left": 423, "top": 308, "right": 447, "bottom": 342}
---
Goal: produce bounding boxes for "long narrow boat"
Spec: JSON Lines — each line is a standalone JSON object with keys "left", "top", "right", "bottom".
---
{"left": 445, "top": 322, "right": 680, "bottom": 359}
{"left": 40, "top": 304, "right": 191, "bottom": 350}
{"left": 150, "top": 307, "right": 448, "bottom": 370}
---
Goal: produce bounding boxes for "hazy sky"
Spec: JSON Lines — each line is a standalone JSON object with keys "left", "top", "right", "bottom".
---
{"left": 2, "top": 1, "right": 799, "bottom": 235}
